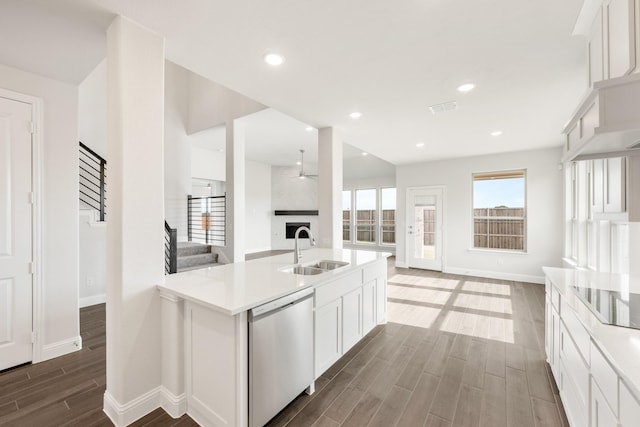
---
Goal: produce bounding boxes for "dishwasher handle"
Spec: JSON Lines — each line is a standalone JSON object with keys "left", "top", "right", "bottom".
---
{"left": 249, "top": 287, "right": 314, "bottom": 321}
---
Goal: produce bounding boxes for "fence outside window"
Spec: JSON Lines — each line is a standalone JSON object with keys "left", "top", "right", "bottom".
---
{"left": 473, "top": 207, "right": 525, "bottom": 251}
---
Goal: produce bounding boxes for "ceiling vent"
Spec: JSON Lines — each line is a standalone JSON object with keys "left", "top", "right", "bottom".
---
{"left": 429, "top": 100, "right": 458, "bottom": 114}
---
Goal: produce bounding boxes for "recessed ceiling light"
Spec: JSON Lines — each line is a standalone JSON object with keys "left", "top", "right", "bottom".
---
{"left": 457, "top": 83, "right": 475, "bottom": 92}
{"left": 349, "top": 112, "right": 362, "bottom": 119}
{"left": 416, "top": 143, "right": 425, "bottom": 148}
{"left": 361, "top": 152, "right": 368, "bottom": 156}
{"left": 217, "top": 148, "right": 224, "bottom": 153}
{"left": 264, "top": 53, "right": 285, "bottom": 66}
{"left": 296, "top": 161, "right": 301, "bottom": 165}
{"left": 305, "top": 126, "right": 313, "bottom": 131}
{"left": 490, "top": 131, "right": 503, "bottom": 136}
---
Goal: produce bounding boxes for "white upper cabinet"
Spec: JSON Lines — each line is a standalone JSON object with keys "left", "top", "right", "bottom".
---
{"left": 605, "top": 0, "right": 636, "bottom": 79}
{"left": 589, "top": 8, "right": 605, "bottom": 87}
{"left": 563, "top": 0, "right": 640, "bottom": 161}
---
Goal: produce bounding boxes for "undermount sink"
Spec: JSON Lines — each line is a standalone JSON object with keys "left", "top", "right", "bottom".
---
{"left": 279, "top": 260, "right": 350, "bottom": 276}
{"left": 308, "top": 260, "right": 349, "bottom": 271}
{"left": 280, "top": 265, "right": 326, "bottom": 275}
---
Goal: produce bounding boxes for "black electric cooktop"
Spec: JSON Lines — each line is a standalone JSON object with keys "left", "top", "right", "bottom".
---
{"left": 573, "top": 286, "right": 640, "bottom": 330}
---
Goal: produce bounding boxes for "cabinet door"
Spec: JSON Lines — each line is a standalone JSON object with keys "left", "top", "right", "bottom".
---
{"left": 591, "top": 159, "right": 605, "bottom": 213}
{"left": 315, "top": 299, "right": 342, "bottom": 376}
{"left": 604, "top": 157, "right": 626, "bottom": 213}
{"left": 620, "top": 380, "right": 640, "bottom": 427}
{"left": 551, "top": 307, "right": 560, "bottom": 379}
{"left": 342, "top": 287, "right": 362, "bottom": 352}
{"left": 589, "top": 8, "right": 605, "bottom": 86}
{"left": 376, "top": 277, "right": 387, "bottom": 324}
{"left": 592, "top": 379, "right": 619, "bottom": 427}
{"left": 362, "top": 280, "right": 376, "bottom": 334}
{"left": 606, "top": 0, "right": 635, "bottom": 78}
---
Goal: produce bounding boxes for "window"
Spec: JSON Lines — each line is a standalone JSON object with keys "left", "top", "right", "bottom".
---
{"left": 381, "top": 188, "right": 396, "bottom": 244}
{"left": 342, "top": 190, "right": 352, "bottom": 242}
{"left": 356, "top": 189, "right": 377, "bottom": 243}
{"left": 473, "top": 170, "right": 526, "bottom": 251}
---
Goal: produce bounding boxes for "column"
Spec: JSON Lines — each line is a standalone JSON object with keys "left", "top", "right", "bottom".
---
{"left": 318, "top": 127, "right": 343, "bottom": 249}
{"left": 104, "top": 16, "right": 165, "bottom": 425}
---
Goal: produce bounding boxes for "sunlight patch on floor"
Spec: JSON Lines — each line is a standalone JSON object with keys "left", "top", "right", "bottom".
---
{"left": 387, "top": 302, "right": 440, "bottom": 329}
{"left": 462, "top": 280, "right": 512, "bottom": 296}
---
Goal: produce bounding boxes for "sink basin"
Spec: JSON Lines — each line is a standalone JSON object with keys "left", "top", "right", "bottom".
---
{"left": 279, "top": 260, "right": 350, "bottom": 275}
{"left": 280, "top": 265, "right": 326, "bottom": 275}
{"left": 308, "top": 260, "right": 349, "bottom": 270}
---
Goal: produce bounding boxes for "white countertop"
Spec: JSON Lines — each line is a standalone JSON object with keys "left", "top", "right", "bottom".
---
{"left": 543, "top": 266, "right": 640, "bottom": 399}
{"left": 158, "top": 248, "right": 390, "bottom": 315}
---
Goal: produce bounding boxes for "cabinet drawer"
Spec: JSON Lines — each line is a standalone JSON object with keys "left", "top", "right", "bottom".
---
{"left": 591, "top": 342, "right": 619, "bottom": 417}
{"left": 620, "top": 380, "right": 640, "bottom": 427}
{"left": 363, "top": 261, "right": 386, "bottom": 284}
{"left": 561, "top": 299, "right": 590, "bottom": 360}
{"left": 592, "top": 377, "right": 619, "bottom": 427}
{"left": 559, "top": 322, "right": 589, "bottom": 407}
{"left": 315, "top": 271, "right": 362, "bottom": 307}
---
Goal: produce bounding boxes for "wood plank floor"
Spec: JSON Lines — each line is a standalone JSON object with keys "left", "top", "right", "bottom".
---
{"left": 0, "top": 258, "right": 568, "bottom": 427}
{"left": 266, "top": 260, "right": 569, "bottom": 427}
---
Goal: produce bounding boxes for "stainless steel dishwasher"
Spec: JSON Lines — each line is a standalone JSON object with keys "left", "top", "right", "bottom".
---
{"left": 249, "top": 287, "right": 314, "bottom": 427}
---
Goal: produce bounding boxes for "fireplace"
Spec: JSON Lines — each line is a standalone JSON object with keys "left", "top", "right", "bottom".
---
{"left": 286, "top": 222, "right": 311, "bottom": 239}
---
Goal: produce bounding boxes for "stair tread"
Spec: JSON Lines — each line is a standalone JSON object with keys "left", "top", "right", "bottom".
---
{"left": 177, "top": 252, "right": 218, "bottom": 268}
{"left": 177, "top": 242, "right": 212, "bottom": 256}
{"left": 178, "top": 262, "right": 222, "bottom": 273}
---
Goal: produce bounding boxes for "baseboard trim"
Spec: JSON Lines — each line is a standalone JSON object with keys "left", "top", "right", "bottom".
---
{"left": 159, "top": 387, "right": 186, "bottom": 419}
{"left": 80, "top": 294, "right": 106, "bottom": 308}
{"left": 39, "top": 335, "right": 82, "bottom": 362}
{"left": 245, "top": 247, "right": 272, "bottom": 254}
{"left": 104, "top": 387, "right": 169, "bottom": 427}
{"left": 443, "top": 266, "right": 544, "bottom": 284}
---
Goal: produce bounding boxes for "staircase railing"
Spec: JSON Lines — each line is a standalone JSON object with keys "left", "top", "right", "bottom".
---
{"left": 187, "top": 194, "right": 226, "bottom": 246}
{"left": 79, "top": 141, "right": 107, "bottom": 221}
{"left": 165, "top": 221, "right": 177, "bottom": 274}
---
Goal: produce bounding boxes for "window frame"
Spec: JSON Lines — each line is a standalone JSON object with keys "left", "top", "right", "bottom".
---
{"left": 355, "top": 188, "right": 378, "bottom": 245}
{"left": 471, "top": 169, "right": 527, "bottom": 253}
{"left": 379, "top": 187, "right": 396, "bottom": 247}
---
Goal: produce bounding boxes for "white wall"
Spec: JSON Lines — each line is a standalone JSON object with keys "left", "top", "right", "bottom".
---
{"left": 190, "top": 131, "right": 226, "bottom": 182}
{"left": 187, "top": 72, "right": 266, "bottom": 134}
{"left": 78, "top": 59, "right": 107, "bottom": 157}
{"left": 396, "top": 147, "right": 563, "bottom": 283}
{"left": 245, "top": 160, "right": 272, "bottom": 253}
{"left": 78, "top": 213, "right": 106, "bottom": 307}
{"left": 164, "top": 61, "right": 191, "bottom": 240}
{"left": 0, "top": 63, "right": 80, "bottom": 359}
{"left": 271, "top": 165, "right": 319, "bottom": 250}
{"left": 78, "top": 60, "right": 108, "bottom": 308}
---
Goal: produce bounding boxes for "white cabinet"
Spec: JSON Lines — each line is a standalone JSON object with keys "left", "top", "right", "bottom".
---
{"left": 342, "top": 287, "right": 362, "bottom": 352}
{"left": 589, "top": 8, "right": 605, "bottom": 87}
{"left": 591, "top": 159, "right": 605, "bottom": 213}
{"left": 620, "top": 381, "right": 640, "bottom": 427}
{"left": 376, "top": 277, "right": 387, "bottom": 323}
{"left": 314, "top": 259, "right": 388, "bottom": 378}
{"left": 604, "top": 156, "right": 626, "bottom": 212}
{"left": 592, "top": 378, "right": 619, "bottom": 427}
{"left": 585, "top": 0, "right": 635, "bottom": 86}
{"left": 605, "top": 0, "right": 636, "bottom": 79}
{"left": 315, "top": 298, "right": 342, "bottom": 375}
{"left": 545, "top": 281, "right": 561, "bottom": 380}
{"left": 362, "top": 279, "right": 376, "bottom": 334}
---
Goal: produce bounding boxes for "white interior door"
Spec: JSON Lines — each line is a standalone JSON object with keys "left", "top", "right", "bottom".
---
{"left": 0, "top": 96, "right": 33, "bottom": 370}
{"left": 406, "top": 187, "right": 443, "bottom": 271}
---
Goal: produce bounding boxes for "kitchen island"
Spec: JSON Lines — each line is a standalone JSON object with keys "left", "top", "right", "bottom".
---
{"left": 157, "top": 248, "right": 390, "bottom": 427}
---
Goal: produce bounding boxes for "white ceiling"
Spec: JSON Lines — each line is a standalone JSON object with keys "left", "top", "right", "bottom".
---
{"left": 0, "top": 0, "right": 587, "bottom": 166}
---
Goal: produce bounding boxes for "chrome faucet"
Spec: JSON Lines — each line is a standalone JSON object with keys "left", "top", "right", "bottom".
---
{"left": 294, "top": 226, "right": 315, "bottom": 264}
